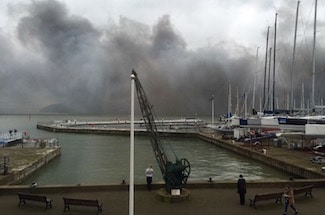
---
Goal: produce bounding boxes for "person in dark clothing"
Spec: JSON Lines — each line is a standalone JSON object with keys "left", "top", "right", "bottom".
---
{"left": 237, "top": 174, "right": 246, "bottom": 205}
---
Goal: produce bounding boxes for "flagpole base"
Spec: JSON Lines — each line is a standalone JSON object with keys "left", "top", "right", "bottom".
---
{"left": 156, "top": 188, "right": 190, "bottom": 203}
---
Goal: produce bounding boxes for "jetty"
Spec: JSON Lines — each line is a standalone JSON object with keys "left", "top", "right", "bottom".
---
{"left": 0, "top": 143, "right": 61, "bottom": 185}
{"left": 36, "top": 118, "right": 206, "bottom": 136}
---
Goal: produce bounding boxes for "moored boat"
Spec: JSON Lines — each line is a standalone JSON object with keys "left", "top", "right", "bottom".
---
{"left": 0, "top": 130, "right": 26, "bottom": 146}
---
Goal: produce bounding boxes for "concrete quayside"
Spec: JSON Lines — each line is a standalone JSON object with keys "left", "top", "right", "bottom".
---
{"left": 0, "top": 145, "right": 61, "bottom": 185}
{"left": 36, "top": 118, "right": 206, "bottom": 136}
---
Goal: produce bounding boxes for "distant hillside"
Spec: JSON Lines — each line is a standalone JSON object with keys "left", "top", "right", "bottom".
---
{"left": 40, "top": 103, "right": 73, "bottom": 114}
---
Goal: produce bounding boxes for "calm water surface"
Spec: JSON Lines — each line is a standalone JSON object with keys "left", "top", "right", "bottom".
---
{"left": 0, "top": 114, "right": 290, "bottom": 185}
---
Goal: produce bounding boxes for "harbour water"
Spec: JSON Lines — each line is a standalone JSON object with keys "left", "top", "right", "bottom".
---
{"left": 0, "top": 114, "right": 291, "bottom": 185}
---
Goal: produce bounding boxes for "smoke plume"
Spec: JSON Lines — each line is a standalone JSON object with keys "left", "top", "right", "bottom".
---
{"left": 0, "top": 0, "right": 324, "bottom": 117}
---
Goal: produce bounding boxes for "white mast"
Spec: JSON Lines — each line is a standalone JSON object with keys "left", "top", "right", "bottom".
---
{"left": 267, "top": 47, "right": 272, "bottom": 110}
{"left": 273, "top": 13, "right": 278, "bottom": 112}
{"left": 129, "top": 73, "right": 135, "bottom": 215}
{"left": 253, "top": 47, "right": 259, "bottom": 114}
{"left": 228, "top": 84, "right": 232, "bottom": 127}
{"left": 312, "top": 0, "right": 317, "bottom": 112}
{"left": 301, "top": 83, "right": 305, "bottom": 114}
{"left": 235, "top": 88, "right": 239, "bottom": 116}
{"left": 211, "top": 95, "right": 215, "bottom": 125}
{"left": 244, "top": 93, "right": 247, "bottom": 118}
{"left": 263, "top": 26, "right": 270, "bottom": 110}
{"left": 291, "top": 0, "right": 300, "bottom": 112}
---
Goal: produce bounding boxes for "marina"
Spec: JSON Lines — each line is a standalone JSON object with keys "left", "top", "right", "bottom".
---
{"left": 1, "top": 113, "right": 325, "bottom": 214}
{"left": 0, "top": 118, "right": 325, "bottom": 215}
{"left": 0, "top": 114, "right": 325, "bottom": 187}
{"left": 2, "top": 0, "right": 325, "bottom": 214}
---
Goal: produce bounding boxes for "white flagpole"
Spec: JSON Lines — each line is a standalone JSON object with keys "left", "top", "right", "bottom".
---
{"left": 129, "top": 72, "right": 135, "bottom": 215}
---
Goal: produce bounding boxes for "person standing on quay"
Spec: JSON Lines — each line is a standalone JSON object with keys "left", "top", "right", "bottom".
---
{"left": 283, "top": 185, "right": 298, "bottom": 215}
{"left": 237, "top": 174, "right": 246, "bottom": 205}
{"left": 145, "top": 165, "right": 154, "bottom": 191}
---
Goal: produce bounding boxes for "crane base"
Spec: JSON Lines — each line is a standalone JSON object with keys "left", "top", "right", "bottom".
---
{"left": 156, "top": 188, "right": 190, "bottom": 202}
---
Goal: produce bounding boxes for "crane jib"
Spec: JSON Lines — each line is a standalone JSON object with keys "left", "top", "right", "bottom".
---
{"left": 131, "top": 70, "right": 191, "bottom": 192}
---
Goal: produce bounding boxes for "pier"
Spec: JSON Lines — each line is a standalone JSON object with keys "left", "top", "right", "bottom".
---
{"left": 36, "top": 118, "right": 204, "bottom": 137}
{"left": 0, "top": 146, "right": 61, "bottom": 185}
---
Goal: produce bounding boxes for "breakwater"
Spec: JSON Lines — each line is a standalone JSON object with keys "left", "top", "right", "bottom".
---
{"left": 36, "top": 123, "right": 198, "bottom": 137}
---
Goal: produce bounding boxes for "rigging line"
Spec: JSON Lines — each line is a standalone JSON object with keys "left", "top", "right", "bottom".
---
{"left": 240, "top": 48, "right": 262, "bottom": 115}
{"left": 298, "top": 4, "right": 314, "bottom": 71}
{"left": 296, "top": 12, "right": 311, "bottom": 63}
{"left": 319, "top": 0, "right": 325, "bottom": 22}
{"left": 273, "top": 11, "right": 297, "bottom": 93}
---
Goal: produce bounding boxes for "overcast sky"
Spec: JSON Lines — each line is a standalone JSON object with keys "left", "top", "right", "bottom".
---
{"left": 0, "top": 0, "right": 325, "bottom": 116}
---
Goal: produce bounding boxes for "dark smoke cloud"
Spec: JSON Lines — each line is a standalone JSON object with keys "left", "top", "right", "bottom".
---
{"left": 0, "top": 0, "right": 324, "bottom": 116}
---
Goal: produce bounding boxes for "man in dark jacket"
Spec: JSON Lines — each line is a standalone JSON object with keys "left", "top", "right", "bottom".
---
{"left": 237, "top": 174, "right": 246, "bottom": 205}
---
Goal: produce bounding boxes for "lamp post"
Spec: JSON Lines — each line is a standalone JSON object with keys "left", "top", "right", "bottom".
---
{"left": 129, "top": 72, "right": 135, "bottom": 215}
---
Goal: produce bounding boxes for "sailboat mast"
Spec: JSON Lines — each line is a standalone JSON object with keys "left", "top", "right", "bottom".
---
{"left": 263, "top": 26, "right": 270, "bottom": 110}
{"left": 244, "top": 93, "right": 247, "bottom": 118}
{"left": 228, "top": 84, "right": 232, "bottom": 127}
{"left": 267, "top": 47, "right": 272, "bottom": 110}
{"left": 253, "top": 47, "right": 259, "bottom": 114}
{"left": 302, "top": 82, "right": 305, "bottom": 114}
{"left": 273, "top": 13, "right": 278, "bottom": 112}
{"left": 291, "top": 1, "right": 300, "bottom": 113}
{"left": 235, "top": 88, "right": 239, "bottom": 116}
{"left": 211, "top": 94, "right": 214, "bottom": 125}
{"left": 312, "top": 0, "right": 317, "bottom": 112}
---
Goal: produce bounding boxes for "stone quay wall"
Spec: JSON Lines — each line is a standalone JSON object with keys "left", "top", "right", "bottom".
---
{"left": 0, "top": 147, "right": 61, "bottom": 185}
{"left": 197, "top": 133, "right": 325, "bottom": 179}
{"left": 36, "top": 123, "right": 197, "bottom": 137}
